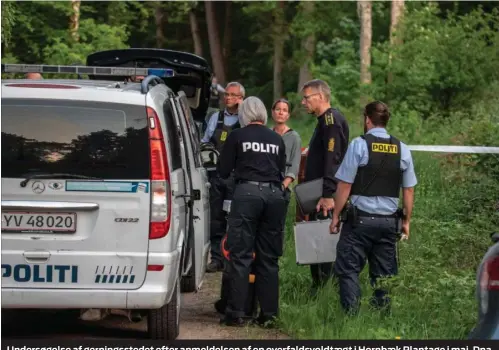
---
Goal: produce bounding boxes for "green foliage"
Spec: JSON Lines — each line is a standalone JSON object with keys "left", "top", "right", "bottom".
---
{"left": 370, "top": 3, "right": 499, "bottom": 117}
{"left": 1, "top": 1, "right": 17, "bottom": 48}
{"left": 312, "top": 35, "right": 360, "bottom": 108}
{"left": 43, "top": 19, "right": 129, "bottom": 65}
{"left": 241, "top": 2, "right": 279, "bottom": 55}
{"left": 278, "top": 147, "right": 497, "bottom": 339}
{"left": 1, "top": 0, "right": 498, "bottom": 339}
{"left": 281, "top": 2, "right": 499, "bottom": 335}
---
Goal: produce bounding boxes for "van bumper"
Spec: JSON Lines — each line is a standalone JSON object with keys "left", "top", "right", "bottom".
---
{"left": 1, "top": 249, "right": 181, "bottom": 310}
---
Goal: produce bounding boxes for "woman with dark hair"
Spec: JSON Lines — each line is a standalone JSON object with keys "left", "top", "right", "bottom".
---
{"left": 271, "top": 98, "right": 302, "bottom": 191}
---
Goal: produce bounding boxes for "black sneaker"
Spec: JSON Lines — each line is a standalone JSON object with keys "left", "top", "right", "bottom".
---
{"left": 220, "top": 316, "right": 247, "bottom": 327}
{"left": 206, "top": 261, "right": 223, "bottom": 273}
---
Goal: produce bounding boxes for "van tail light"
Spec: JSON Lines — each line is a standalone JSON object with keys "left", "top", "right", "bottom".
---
{"left": 485, "top": 256, "right": 499, "bottom": 291}
{"left": 147, "top": 265, "right": 165, "bottom": 271}
{"left": 147, "top": 106, "right": 171, "bottom": 239}
{"left": 478, "top": 254, "right": 499, "bottom": 315}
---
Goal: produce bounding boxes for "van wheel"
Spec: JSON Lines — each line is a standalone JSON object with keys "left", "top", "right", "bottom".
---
{"left": 147, "top": 277, "right": 181, "bottom": 340}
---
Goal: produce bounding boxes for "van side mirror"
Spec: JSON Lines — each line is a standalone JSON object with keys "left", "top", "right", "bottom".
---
{"left": 491, "top": 232, "right": 499, "bottom": 243}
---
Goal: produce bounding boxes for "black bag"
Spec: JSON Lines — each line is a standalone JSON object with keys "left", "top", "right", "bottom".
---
{"left": 293, "top": 178, "right": 326, "bottom": 216}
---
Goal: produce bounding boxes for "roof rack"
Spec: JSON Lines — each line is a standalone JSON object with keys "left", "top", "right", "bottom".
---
{"left": 1, "top": 63, "right": 175, "bottom": 78}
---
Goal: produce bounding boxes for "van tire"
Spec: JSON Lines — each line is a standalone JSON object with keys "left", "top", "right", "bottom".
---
{"left": 147, "top": 278, "right": 181, "bottom": 340}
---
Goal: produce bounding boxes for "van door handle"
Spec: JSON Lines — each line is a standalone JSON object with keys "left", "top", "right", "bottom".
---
{"left": 23, "top": 250, "right": 51, "bottom": 263}
{"left": 176, "top": 190, "right": 201, "bottom": 201}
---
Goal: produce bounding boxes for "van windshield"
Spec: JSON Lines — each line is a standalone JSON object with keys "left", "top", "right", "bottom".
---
{"left": 2, "top": 98, "right": 150, "bottom": 180}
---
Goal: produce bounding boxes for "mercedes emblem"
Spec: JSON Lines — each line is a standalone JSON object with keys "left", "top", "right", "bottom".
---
{"left": 32, "top": 181, "right": 46, "bottom": 194}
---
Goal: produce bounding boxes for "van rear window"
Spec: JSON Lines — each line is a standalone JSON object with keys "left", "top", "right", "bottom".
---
{"left": 2, "top": 98, "right": 150, "bottom": 180}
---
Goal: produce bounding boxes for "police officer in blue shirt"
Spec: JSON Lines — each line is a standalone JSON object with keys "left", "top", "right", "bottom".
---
{"left": 330, "top": 101, "right": 417, "bottom": 315}
{"left": 202, "top": 82, "right": 245, "bottom": 273}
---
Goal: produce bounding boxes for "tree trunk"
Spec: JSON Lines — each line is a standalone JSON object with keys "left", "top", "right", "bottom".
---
{"left": 222, "top": 1, "right": 232, "bottom": 66}
{"left": 154, "top": 3, "right": 165, "bottom": 49}
{"left": 69, "top": 0, "right": 81, "bottom": 43}
{"left": 273, "top": 1, "right": 286, "bottom": 100}
{"left": 205, "top": 1, "right": 227, "bottom": 85}
{"left": 358, "top": 0, "right": 372, "bottom": 112}
{"left": 297, "top": 1, "right": 315, "bottom": 92}
{"left": 388, "top": 0, "right": 405, "bottom": 84}
{"left": 273, "top": 38, "right": 285, "bottom": 100}
{"left": 189, "top": 10, "right": 203, "bottom": 56}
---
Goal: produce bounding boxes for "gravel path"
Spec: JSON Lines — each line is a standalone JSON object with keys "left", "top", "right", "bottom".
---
{"left": 2, "top": 271, "right": 289, "bottom": 340}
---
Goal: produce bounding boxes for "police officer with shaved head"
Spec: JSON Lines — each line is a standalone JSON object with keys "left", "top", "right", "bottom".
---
{"left": 217, "top": 96, "right": 287, "bottom": 327}
{"left": 330, "top": 101, "right": 417, "bottom": 316}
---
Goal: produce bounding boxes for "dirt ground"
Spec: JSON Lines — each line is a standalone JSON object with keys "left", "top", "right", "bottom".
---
{"left": 2, "top": 271, "right": 289, "bottom": 340}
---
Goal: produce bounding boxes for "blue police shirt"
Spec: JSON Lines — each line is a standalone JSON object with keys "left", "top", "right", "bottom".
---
{"left": 201, "top": 109, "right": 239, "bottom": 143}
{"left": 334, "top": 127, "right": 417, "bottom": 215}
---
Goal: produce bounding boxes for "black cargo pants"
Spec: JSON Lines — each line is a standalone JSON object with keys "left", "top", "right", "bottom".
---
{"left": 333, "top": 213, "right": 399, "bottom": 314}
{"left": 225, "top": 181, "right": 287, "bottom": 320}
{"left": 209, "top": 172, "right": 235, "bottom": 266}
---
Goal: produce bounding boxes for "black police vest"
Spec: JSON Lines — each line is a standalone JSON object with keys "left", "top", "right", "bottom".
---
{"left": 210, "top": 111, "right": 240, "bottom": 151}
{"left": 350, "top": 134, "right": 402, "bottom": 198}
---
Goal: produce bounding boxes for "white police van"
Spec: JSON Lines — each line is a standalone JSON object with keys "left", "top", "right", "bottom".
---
{"left": 1, "top": 49, "right": 214, "bottom": 339}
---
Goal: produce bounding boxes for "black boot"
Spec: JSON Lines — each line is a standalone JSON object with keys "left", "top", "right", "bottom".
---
{"left": 220, "top": 316, "right": 247, "bottom": 327}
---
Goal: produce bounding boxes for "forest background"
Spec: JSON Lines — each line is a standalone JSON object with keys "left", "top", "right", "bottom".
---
{"left": 2, "top": 0, "right": 499, "bottom": 339}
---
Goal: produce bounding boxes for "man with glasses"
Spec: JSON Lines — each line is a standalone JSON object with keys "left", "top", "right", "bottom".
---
{"left": 300, "top": 79, "right": 350, "bottom": 296}
{"left": 202, "top": 82, "right": 245, "bottom": 273}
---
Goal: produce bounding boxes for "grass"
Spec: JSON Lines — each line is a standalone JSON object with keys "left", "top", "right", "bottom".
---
{"left": 276, "top": 112, "right": 498, "bottom": 339}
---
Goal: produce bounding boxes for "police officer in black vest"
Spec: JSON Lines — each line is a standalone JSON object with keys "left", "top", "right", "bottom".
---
{"left": 201, "top": 82, "right": 245, "bottom": 273}
{"left": 300, "top": 79, "right": 350, "bottom": 296}
{"left": 330, "top": 101, "right": 417, "bottom": 315}
{"left": 218, "top": 96, "right": 288, "bottom": 327}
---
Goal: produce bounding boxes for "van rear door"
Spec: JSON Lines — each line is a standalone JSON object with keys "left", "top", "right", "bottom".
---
{"left": 172, "top": 93, "right": 210, "bottom": 290}
{"left": 86, "top": 48, "right": 213, "bottom": 123}
{"left": 1, "top": 98, "right": 152, "bottom": 290}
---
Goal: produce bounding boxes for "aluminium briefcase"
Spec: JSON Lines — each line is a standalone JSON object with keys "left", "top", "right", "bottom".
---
{"left": 294, "top": 219, "right": 342, "bottom": 265}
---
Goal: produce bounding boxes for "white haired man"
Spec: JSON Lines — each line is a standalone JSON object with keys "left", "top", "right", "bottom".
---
{"left": 202, "top": 82, "right": 245, "bottom": 273}
{"left": 217, "top": 96, "right": 288, "bottom": 327}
